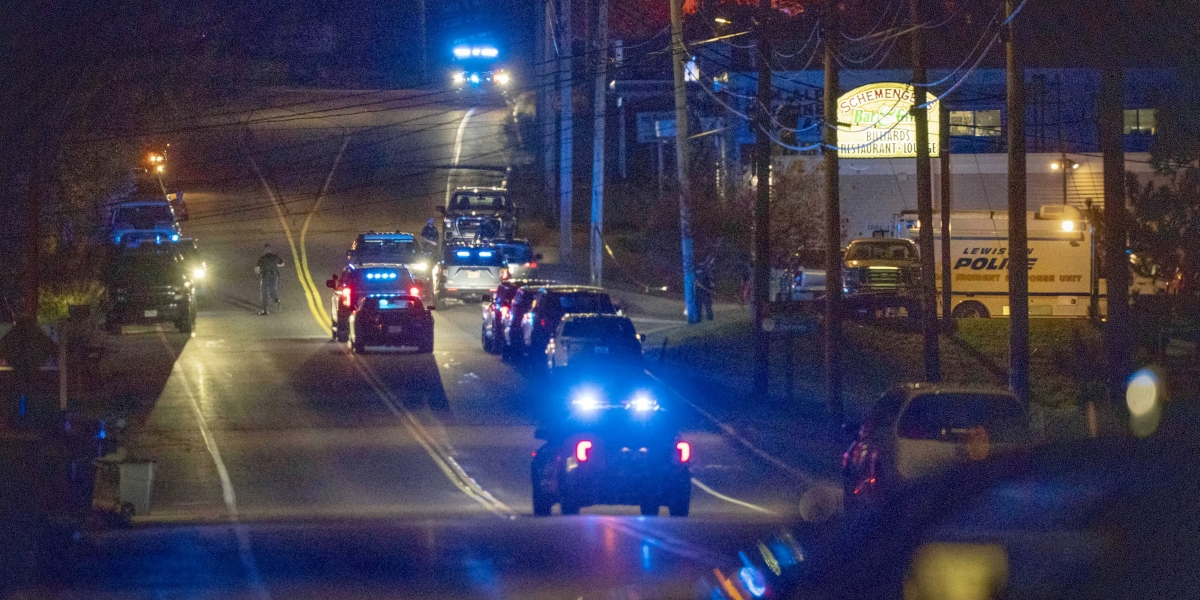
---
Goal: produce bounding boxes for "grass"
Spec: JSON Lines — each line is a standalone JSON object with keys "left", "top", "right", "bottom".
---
{"left": 660, "top": 315, "right": 1107, "bottom": 438}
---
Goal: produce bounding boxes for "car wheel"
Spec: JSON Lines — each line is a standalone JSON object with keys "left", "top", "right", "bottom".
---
{"left": 418, "top": 335, "right": 434, "bottom": 354}
{"left": 335, "top": 318, "right": 349, "bottom": 343}
{"left": 350, "top": 332, "right": 365, "bottom": 354}
{"left": 639, "top": 502, "right": 660, "bottom": 517}
{"left": 331, "top": 321, "right": 338, "bottom": 341}
{"left": 667, "top": 481, "right": 691, "bottom": 517}
{"left": 952, "top": 301, "right": 990, "bottom": 319}
{"left": 532, "top": 488, "right": 553, "bottom": 517}
{"left": 481, "top": 325, "right": 494, "bottom": 353}
{"left": 177, "top": 317, "right": 192, "bottom": 334}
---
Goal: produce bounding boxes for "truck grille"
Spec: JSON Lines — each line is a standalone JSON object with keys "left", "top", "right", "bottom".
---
{"left": 864, "top": 269, "right": 901, "bottom": 288}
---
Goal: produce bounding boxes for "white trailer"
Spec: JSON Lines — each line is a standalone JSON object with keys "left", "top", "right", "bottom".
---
{"left": 897, "top": 205, "right": 1101, "bottom": 318}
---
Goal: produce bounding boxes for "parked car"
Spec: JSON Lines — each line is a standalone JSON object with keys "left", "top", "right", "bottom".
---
{"left": 482, "top": 278, "right": 554, "bottom": 354}
{"left": 347, "top": 294, "right": 434, "bottom": 354}
{"left": 494, "top": 240, "right": 541, "bottom": 280}
{"left": 516, "top": 286, "right": 617, "bottom": 362}
{"left": 438, "top": 187, "right": 517, "bottom": 242}
{"left": 842, "top": 384, "right": 1031, "bottom": 513}
{"left": 104, "top": 246, "right": 197, "bottom": 334}
{"left": 531, "top": 384, "right": 691, "bottom": 516}
{"left": 327, "top": 266, "right": 420, "bottom": 343}
{"left": 842, "top": 238, "right": 921, "bottom": 317}
{"left": 109, "top": 199, "right": 181, "bottom": 246}
{"left": 545, "top": 314, "right": 644, "bottom": 372}
{"left": 434, "top": 244, "right": 507, "bottom": 304}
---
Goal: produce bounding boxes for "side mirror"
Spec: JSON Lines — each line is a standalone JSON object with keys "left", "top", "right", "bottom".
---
{"left": 533, "top": 427, "right": 548, "bottom": 440}
{"left": 435, "top": 206, "right": 446, "bottom": 215}
{"left": 325, "top": 278, "right": 336, "bottom": 289}
{"left": 637, "top": 333, "right": 646, "bottom": 343}
{"left": 427, "top": 305, "right": 436, "bottom": 311}
{"left": 534, "top": 253, "right": 544, "bottom": 261}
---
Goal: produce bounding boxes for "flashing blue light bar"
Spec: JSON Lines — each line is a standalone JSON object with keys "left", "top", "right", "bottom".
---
{"left": 456, "top": 250, "right": 471, "bottom": 258}
{"left": 366, "top": 272, "right": 398, "bottom": 280}
{"left": 478, "top": 250, "right": 494, "bottom": 258}
{"left": 453, "top": 46, "right": 470, "bottom": 58}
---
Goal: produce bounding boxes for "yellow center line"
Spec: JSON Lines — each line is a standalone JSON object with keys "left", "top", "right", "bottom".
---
{"left": 299, "top": 136, "right": 349, "bottom": 327}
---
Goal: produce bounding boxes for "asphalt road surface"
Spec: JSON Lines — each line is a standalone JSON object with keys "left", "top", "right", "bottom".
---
{"left": 35, "top": 90, "right": 823, "bottom": 599}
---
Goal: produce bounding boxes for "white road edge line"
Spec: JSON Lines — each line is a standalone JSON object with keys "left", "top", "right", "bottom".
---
{"left": 443, "top": 107, "right": 477, "bottom": 207}
{"left": 644, "top": 370, "right": 816, "bottom": 486}
{"left": 690, "top": 477, "right": 777, "bottom": 515}
{"left": 347, "top": 353, "right": 515, "bottom": 518}
{"left": 156, "top": 330, "right": 270, "bottom": 599}
{"left": 300, "top": 134, "right": 350, "bottom": 327}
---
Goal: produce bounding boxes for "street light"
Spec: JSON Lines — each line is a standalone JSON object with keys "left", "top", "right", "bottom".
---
{"left": 1053, "top": 155, "right": 1078, "bottom": 204}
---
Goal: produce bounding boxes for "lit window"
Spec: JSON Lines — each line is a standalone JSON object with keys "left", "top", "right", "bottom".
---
{"left": 949, "top": 110, "right": 1001, "bottom": 137}
{"left": 1124, "top": 109, "right": 1156, "bottom": 135}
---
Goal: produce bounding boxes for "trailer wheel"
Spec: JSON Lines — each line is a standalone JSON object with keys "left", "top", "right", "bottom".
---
{"left": 952, "top": 301, "right": 990, "bottom": 319}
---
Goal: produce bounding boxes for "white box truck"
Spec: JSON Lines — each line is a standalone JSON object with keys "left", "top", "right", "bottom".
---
{"left": 897, "top": 205, "right": 1102, "bottom": 319}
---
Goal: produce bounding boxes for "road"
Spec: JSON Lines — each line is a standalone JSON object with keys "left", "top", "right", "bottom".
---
{"left": 52, "top": 90, "right": 820, "bottom": 598}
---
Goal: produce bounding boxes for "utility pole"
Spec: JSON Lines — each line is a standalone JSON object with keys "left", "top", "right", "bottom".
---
{"left": 751, "top": 0, "right": 773, "bottom": 396}
{"left": 1100, "top": 1, "right": 1130, "bottom": 412}
{"left": 542, "top": 0, "right": 557, "bottom": 217}
{"left": 590, "top": 0, "right": 608, "bottom": 286}
{"left": 560, "top": 0, "right": 574, "bottom": 265}
{"left": 939, "top": 98, "right": 952, "bottom": 323}
{"left": 670, "top": 0, "right": 699, "bottom": 323}
{"left": 822, "top": 0, "right": 843, "bottom": 417}
{"left": 911, "top": 0, "right": 939, "bottom": 382}
{"left": 1005, "top": 0, "right": 1030, "bottom": 404}
{"left": 415, "top": 0, "right": 428, "bottom": 84}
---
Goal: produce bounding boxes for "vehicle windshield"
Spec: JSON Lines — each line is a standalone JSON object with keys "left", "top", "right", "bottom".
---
{"left": 562, "top": 317, "right": 635, "bottom": 338}
{"left": 846, "top": 240, "right": 916, "bottom": 261}
{"left": 355, "top": 239, "right": 416, "bottom": 263}
{"left": 112, "top": 204, "right": 174, "bottom": 228}
{"left": 897, "top": 393, "right": 1028, "bottom": 443}
{"left": 449, "top": 191, "right": 511, "bottom": 211}
{"left": 554, "top": 293, "right": 614, "bottom": 313}
{"left": 362, "top": 296, "right": 423, "bottom": 311}
{"left": 498, "top": 244, "right": 533, "bottom": 263}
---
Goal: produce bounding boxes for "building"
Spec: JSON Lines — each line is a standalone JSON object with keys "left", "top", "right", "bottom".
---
{"left": 615, "top": 67, "right": 1178, "bottom": 243}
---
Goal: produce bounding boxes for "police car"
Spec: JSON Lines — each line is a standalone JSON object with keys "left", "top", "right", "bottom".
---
{"left": 326, "top": 265, "right": 420, "bottom": 343}
{"left": 347, "top": 293, "right": 434, "bottom": 354}
{"left": 530, "top": 380, "right": 692, "bottom": 516}
{"left": 346, "top": 232, "right": 433, "bottom": 276}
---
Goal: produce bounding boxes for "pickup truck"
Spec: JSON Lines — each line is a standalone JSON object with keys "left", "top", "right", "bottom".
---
{"left": 841, "top": 238, "right": 922, "bottom": 317}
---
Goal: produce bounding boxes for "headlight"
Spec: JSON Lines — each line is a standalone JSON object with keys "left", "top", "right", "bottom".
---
{"left": 409, "top": 261, "right": 429, "bottom": 272}
{"left": 453, "top": 71, "right": 465, "bottom": 83}
{"left": 629, "top": 392, "right": 657, "bottom": 412}
{"left": 572, "top": 390, "right": 600, "bottom": 412}
{"left": 494, "top": 71, "right": 511, "bottom": 86}
{"left": 192, "top": 267, "right": 206, "bottom": 280}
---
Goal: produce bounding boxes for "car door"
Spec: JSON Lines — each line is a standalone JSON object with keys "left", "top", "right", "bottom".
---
{"left": 893, "top": 392, "right": 1027, "bottom": 481}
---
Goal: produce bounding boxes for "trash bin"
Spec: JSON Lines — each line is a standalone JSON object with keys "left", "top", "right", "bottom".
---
{"left": 118, "top": 462, "right": 155, "bottom": 516}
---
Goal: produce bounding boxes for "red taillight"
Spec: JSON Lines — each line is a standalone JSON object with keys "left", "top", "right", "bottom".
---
{"left": 526, "top": 262, "right": 538, "bottom": 269}
{"left": 500, "top": 305, "right": 509, "bottom": 317}
{"left": 340, "top": 287, "right": 352, "bottom": 308}
{"left": 575, "top": 440, "right": 593, "bottom": 462}
{"left": 539, "top": 319, "right": 546, "bottom": 327}
{"left": 676, "top": 441, "right": 691, "bottom": 463}
{"left": 409, "top": 287, "right": 420, "bottom": 296}
{"left": 500, "top": 268, "right": 510, "bottom": 281}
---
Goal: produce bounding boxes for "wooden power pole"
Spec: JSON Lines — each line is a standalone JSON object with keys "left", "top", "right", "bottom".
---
{"left": 823, "top": 0, "right": 843, "bottom": 416}
{"left": 1100, "top": 1, "right": 1131, "bottom": 411}
{"left": 559, "top": 0, "right": 574, "bottom": 265}
{"left": 590, "top": 0, "right": 608, "bottom": 286}
{"left": 911, "top": 0, "right": 940, "bottom": 382}
{"left": 752, "top": 0, "right": 773, "bottom": 396}
{"left": 670, "top": 0, "right": 699, "bottom": 323}
{"left": 1006, "top": 0, "right": 1030, "bottom": 404}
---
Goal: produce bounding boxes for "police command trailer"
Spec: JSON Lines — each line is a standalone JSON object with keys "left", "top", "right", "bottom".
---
{"left": 897, "top": 205, "right": 1097, "bottom": 319}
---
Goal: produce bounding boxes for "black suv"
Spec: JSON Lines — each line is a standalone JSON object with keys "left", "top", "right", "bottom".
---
{"left": 326, "top": 266, "right": 419, "bottom": 342}
{"left": 347, "top": 294, "right": 434, "bottom": 354}
{"left": 105, "top": 246, "right": 197, "bottom": 334}
{"left": 531, "top": 382, "right": 691, "bottom": 516}
{"left": 481, "top": 278, "right": 554, "bottom": 354}
{"left": 514, "top": 286, "right": 617, "bottom": 361}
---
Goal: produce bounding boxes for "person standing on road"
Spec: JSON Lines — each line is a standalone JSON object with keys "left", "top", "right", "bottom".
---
{"left": 421, "top": 218, "right": 439, "bottom": 250}
{"left": 256, "top": 243, "right": 284, "bottom": 315}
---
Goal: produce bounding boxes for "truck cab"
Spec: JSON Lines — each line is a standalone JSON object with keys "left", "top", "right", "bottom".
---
{"left": 842, "top": 238, "right": 922, "bottom": 317}
{"left": 439, "top": 187, "right": 517, "bottom": 242}
{"left": 109, "top": 199, "right": 181, "bottom": 246}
